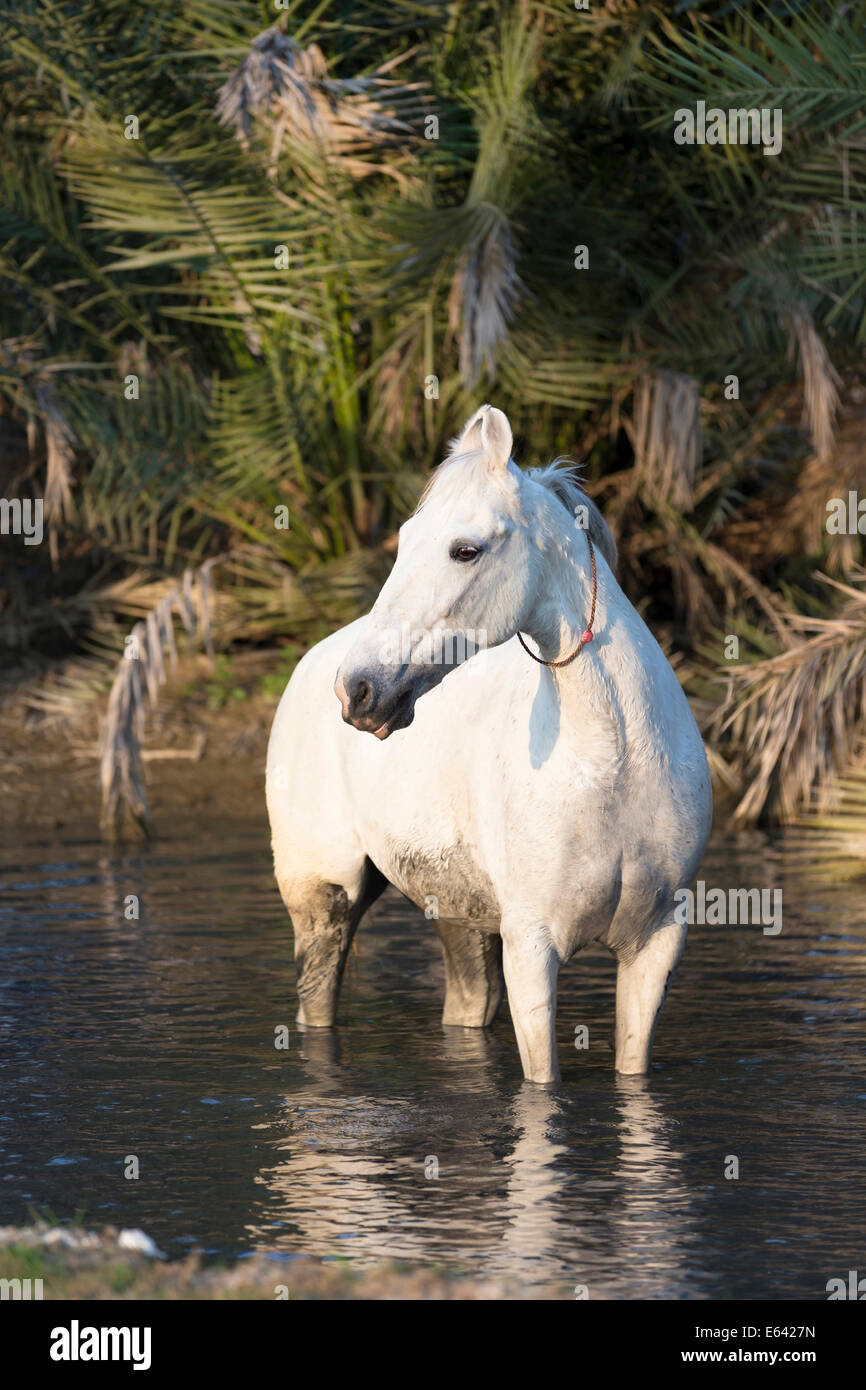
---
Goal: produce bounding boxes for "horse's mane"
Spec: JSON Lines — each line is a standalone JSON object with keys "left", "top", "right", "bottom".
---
{"left": 526, "top": 460, "right": 618, "bottom": 572}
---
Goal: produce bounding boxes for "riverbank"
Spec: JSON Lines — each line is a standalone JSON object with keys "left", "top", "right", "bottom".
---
{"left": 0, "top": 1223, "right": 530, "bottom": 1300}
{"left": 0, "top": 650, "right": 277, "bottom": 837}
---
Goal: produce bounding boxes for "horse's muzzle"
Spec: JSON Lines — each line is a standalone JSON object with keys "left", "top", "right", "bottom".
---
{"left": 334, "top": 670, "right": 416, "bottom": 739}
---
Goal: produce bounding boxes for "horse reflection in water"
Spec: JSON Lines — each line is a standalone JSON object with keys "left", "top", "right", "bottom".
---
{"left": 245, "top": 1032, "right": 702, "bottom": 1295}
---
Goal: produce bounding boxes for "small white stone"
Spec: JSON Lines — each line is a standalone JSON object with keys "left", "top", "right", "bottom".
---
{"left": 118, "top": 1228, "right": 164, "bottom": 1258}
{"left": 42, "top": 1228, "right": 75, "bottom": 1248}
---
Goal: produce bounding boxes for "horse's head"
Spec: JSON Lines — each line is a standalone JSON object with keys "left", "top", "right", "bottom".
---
{"left": 334, "top": 404, "right": 614, "bottom": 738}
{"left": 334, "top": 405, "right": 532, "bottom": 737}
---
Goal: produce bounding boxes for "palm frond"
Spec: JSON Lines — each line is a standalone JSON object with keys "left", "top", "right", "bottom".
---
{"left": 629, "top": 371, "right": 702, "bottom": 508}
{"left": 99, "top": 556, "right": 223, "bottom": 838}
{"left": 707, "top": 572, "right": 866, "bottom": 824}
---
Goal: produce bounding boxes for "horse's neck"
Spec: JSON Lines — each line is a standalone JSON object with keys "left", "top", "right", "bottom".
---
{"left": 524, "top": 532, "right": 612, "bottom": 664}
{"left": 524, "top": 547, "right": 657, "bottom": 748}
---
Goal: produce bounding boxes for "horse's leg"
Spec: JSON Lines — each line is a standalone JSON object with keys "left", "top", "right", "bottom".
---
{"left": 436, "top": 920, "right": 504, "bottom": 1027}
{"left": 614, "top": 919, "right": 687, "bottom": 1074}
{"left": 500, "top": 919, "right": 561, "bottom": 1083}
{"left": 277, "top": 858, "right": 386, "bottom": 1027}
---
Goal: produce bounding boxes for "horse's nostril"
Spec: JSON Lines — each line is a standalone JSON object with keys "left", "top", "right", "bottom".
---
{"left": 349, "top": 675, "right": 375, "bottom": 716}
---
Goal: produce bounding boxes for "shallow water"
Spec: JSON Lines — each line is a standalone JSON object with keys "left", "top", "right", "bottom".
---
{"left": 0, "top": 820, "right": 864, "bottom": 1298}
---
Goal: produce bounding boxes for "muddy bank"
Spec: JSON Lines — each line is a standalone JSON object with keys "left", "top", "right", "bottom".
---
{"left": 0, "top": 1223, "right": 534, "bottom": 1300}
{"left": 0, "top": 651, "right": 277, "bottom": 837}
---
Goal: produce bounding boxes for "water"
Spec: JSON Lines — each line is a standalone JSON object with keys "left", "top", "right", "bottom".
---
{"left": 1, "top": 819, "right": 864, "bottom": 1298}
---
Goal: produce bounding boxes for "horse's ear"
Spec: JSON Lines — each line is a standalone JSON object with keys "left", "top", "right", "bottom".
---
{"left": 457, "top": 404, "right": 513, "bottom": 472}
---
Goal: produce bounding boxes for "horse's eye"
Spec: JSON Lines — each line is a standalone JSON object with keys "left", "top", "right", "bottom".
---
{"left": 451, "top": 544, "right": 481, "bottom": 563}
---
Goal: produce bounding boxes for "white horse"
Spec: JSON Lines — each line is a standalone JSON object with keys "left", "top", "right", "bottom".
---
{"left": 266, "top": 405, "right": 712, "bottom": 1083}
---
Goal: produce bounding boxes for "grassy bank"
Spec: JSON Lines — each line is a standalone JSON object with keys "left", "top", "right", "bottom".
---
{"left": 0, "top": 1223, "right": 534, "bottom": 1300}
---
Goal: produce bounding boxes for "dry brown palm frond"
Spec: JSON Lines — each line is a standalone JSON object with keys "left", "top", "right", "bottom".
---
{"left": 0, "top": 338, "right": 77, "bottom": 531}
{"left": 787, "top": 307, "right": 841, "bottom": 464}
{"left": 620, "top": 504, "right": 789, "bottom": 649}
{"left": 779, "top": 394, "right": 866, "bottom": 571}
{"left": 657, "top": 532, "right": 719, "bottom": 643}
{"left": 215, "top": 27, "right": 427, "bottom": 181}
{"left": 698, "top": 537, "right": 793, "bottom": 644}
{"left": 215, "top": 30, "right": 327, "bottom": 144}
{"left": 15, "top": 636, "right": 132, "bottom": 721}
{"left": 2, "top": 572, "right": 226, "bottom": 672}
{"left": 704, "top": 742, "right": 741, "bottom": 794}
{"left": 99, "top": 557, "right": 224, "bottom": 839}
{"left": 36, "top": 388, "right": 75, "bottom": 524}
{"left": 627, "top": 371, "right": 701, "bottom": 508}
{"left": 706, "top": 571, "right": 866, "bottom": 825}
{"left": 448, "top": 209, "right": 521, "bottom": 389}
{"left": 443, "top": 13, "right": 541, "bottom": 390}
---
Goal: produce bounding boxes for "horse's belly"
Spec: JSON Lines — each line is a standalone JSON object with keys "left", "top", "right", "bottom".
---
{"left": 377, "top": 834, "right": 500, "bottom": 930}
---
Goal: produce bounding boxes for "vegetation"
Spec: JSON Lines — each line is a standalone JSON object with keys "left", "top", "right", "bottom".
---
{"left": 2, "top": 0, "right": 866, "bottom": 837}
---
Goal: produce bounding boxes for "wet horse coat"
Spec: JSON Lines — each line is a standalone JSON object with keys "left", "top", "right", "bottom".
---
{"left": 266, "top": 405, "right": 712, "bottom": 1082}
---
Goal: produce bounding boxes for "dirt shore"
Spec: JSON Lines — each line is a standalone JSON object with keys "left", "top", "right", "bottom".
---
{"left": 0, "top": 651, "right": 278, "bottom": 837}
